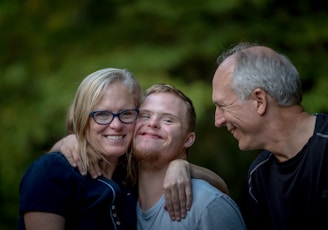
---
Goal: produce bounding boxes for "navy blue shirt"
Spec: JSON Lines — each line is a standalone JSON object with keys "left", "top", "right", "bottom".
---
{"left": 247, "top": 113, "right": 328, "bottom": 230}
{"left": 19, "top": 152, "right": 136, "bottom": 229}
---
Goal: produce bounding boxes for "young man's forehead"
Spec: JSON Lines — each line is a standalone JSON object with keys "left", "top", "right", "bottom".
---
{"left": 141, "top": 93, "right": 187, "bottom": 117}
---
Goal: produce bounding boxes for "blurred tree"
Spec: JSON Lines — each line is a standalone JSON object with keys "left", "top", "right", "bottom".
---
{"left": 1, "top": 0, "right": 328, "bottom": 229}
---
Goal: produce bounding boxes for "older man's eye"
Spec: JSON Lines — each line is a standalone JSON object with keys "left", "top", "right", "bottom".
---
{"left": 216, "top": 104, "right": 226, "bottom": 112}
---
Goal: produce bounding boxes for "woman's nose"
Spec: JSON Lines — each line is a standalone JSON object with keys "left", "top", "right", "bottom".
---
{"left": 109, "top": 116, "right": 124, "bottom": 128}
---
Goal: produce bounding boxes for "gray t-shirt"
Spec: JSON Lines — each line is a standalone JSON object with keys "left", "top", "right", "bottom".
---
{"left": 137, "top": 179, "right": 246, "bottom": 230}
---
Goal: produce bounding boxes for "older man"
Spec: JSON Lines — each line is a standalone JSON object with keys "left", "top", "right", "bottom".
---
{"left": 212, "top": 42, "right": 328, "bottom": 230}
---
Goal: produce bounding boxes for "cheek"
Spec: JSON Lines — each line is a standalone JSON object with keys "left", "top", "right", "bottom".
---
{"left": 169, "top": 130, "right": 185, "bottom": 146}
{"left": 133, "top": 121, "right": 144, "bottom": 134}
{"left": 89, "top": 122, "right": 103, "bottom": 134}
{"left": 126, "top": 123, "right": 136, "bottom": 136}
{"left": 232, "top": 108, "right": 257, "bottom": 129}
{"left": 226, "top": 103, "right": 249, "bottom": 121}
{"left": 86, "top": 123, "right": 101, "bottom": 143}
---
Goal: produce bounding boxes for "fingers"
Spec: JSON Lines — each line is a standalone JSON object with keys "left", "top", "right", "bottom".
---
{"left": 64, "top": 153, "right": 77, "bottom": 168}
{"left": 67, "top": 136, "right": 86, "bottom": 176}
{"left": 163, "top": 181, "right": 192, "bottom": 221}
{"left": 175, "top": 187, "right": 186, "bottom": 220}
{"left": 75, "top": 156, "right": 86, "bottom": 176}
{"left": 174, "top": 181, "right": 192, "bottom": 220}
{"left": 89, "top": 159, "right": 102, "bottom": 179}
{"left": 184, "top": 183, "right": 192, "bottom": 211}
{"left": 163, "top": 189, "right": 177, "bottom": 221}
{"left": 163, "top": 159, "right": 193, "bottom": 220}
{"left": 55, "top": 135, "right": 80, "bottom": 170}
{"left": 53, "top": 134, "right": 103, "bottom": 178}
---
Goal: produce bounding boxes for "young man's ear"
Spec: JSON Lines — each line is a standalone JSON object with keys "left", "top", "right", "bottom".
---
{"left": 184, "top": 132, "right": 196, "bottom": 148}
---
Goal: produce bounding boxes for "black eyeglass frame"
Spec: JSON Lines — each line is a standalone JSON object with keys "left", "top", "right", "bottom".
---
{"left": 89, "top": 108, "right": 139, "bottom": 125}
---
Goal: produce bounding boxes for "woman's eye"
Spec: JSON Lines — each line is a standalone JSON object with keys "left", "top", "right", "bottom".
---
{"left": 96, "top": 112, "right": 110, "bottom": 118}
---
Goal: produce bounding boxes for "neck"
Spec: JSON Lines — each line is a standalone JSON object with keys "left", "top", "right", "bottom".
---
{"left": 266, "top": 108, "right": 315, "bottom": 162}
{"left": 138, "top": 164, "right": 168, "bottom": 211}
{"left": 99, "top": 159, "right": 118, "bottom": 179}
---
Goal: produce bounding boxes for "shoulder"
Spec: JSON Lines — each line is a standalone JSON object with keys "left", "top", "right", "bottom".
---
{"left": 25, "top": 152, "right": 73, "bottom": 174}
{"left": 314, "top": 113, "right": 328, "bottom": 121}
{"left": 19, "top": 152, "right": 81, "bottom": 216}
{"left": 191, "top": 179, "right": 238, "bottom": 207}
{"left": 21, "top": 152, "right": 78, "bottom": 186}
{"left": 189, "top": 179, "right": 246, "bottom": 228}
{"left": 191, "top": 178, "right": 222, "bottom": 193}
{"left": 247, "top": 150, "right": 274, "bottom": 192}
{"left": 29, "top": 151, "right": 71, "bottom": 167}
{"left": 249, "top": 150, "right": 273, "bottom": 173}
{"left": 314, "top": 113, "right": 328, "bottom": 135}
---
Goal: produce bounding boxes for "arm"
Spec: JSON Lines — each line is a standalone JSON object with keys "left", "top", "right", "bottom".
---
{"left": 189, "top": 162, "right": 229, "bottom": 195}
{"left": 50, "top": 134, "right": 101, "bottom": 178}
{"left": 163, "top": 159, "right": 229, "bottom": 221}
{"left": 24, "top": 212, "right": 65, "bottom": 230}
{"left": 20, "top": 154, "right": 72, "bottom": 230}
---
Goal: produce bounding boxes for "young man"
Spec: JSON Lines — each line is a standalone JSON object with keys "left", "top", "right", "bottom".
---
{"left": 212, "top": 42, "right": 328, "bottom": 230}
{"left": 133, "top": 84, "right": 246, "bottom": 229}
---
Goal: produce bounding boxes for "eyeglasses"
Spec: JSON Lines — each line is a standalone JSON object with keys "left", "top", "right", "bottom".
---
{"left": 89, "top": 109, "right": 139, "bottom": 125}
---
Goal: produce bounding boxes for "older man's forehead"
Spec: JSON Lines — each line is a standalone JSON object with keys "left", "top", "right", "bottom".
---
{"left": 218, "top": 54, "right": 237, "bottom": 70}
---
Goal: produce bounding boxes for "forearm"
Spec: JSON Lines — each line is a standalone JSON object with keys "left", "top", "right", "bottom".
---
{"left": 189, "top": 163, "right": 229, "bottom": 195}
{"left": 24, "top": 212, "right": 65, "bottom": 230}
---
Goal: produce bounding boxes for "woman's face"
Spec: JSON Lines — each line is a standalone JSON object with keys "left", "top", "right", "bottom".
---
{"left": 87, "top": 82, "right": 137, "bottom": 162}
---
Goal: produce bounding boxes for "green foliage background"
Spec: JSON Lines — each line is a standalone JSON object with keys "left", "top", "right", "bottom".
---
{"left": 1, "top": 0, "right": 328, "bottom": 228}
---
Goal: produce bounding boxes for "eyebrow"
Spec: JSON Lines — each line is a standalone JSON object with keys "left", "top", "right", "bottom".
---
{"left": 139, "top": 109, "right": 181, "bottom": 119}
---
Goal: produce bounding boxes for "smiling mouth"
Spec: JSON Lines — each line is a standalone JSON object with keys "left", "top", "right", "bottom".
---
{"left": 227, "top": 127, "right": 236, "bottom": 137}
{"left": 105, "top": 135, "right": 124, "bottom": 140}
{"left": 141, "top": 132, "right": 161, "bottom": 139}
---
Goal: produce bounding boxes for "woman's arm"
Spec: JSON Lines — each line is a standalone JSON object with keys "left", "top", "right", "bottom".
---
{"left": 163, "top": 159, "right": 229, "bottom": 221}
{"left": 190, "top": 162, "right": 229, "bottom": 194}
{"left": 24, "top": 212, "right": 65, "bottom": 230}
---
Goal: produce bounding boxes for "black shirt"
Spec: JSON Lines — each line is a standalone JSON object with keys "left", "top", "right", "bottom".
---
{"left": 19, "top": 152, "right": 137, "bottom": 229}
{"left": 247, "top": 113, "right": 328, "bottom": 230}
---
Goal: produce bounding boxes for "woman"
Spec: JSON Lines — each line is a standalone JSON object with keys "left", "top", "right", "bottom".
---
{"left": 19, "top": 68, "right": 142, "bottom": 229}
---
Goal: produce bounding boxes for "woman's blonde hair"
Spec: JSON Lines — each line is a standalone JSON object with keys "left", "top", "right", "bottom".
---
{"left": 67, "top": 68, "right": 142, "bottom": 180}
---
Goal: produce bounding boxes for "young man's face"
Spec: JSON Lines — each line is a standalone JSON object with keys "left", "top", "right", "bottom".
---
{"left": 133, "top": 92, "right": 194, "bottom": 166}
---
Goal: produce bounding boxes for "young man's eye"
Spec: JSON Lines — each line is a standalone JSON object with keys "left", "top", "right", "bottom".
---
{"left": 163, "top": 117, "right": 173, "bottom": 123}
{"left": 139, "top": 113, "right": 150, "bottom": 119}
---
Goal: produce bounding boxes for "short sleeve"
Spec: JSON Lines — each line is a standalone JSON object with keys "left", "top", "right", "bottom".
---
{"left": 197, "top": 194, "right": 246, "bottom": 230}
{"left": 19, "top": 152, "right": 78, "bottom": 217}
